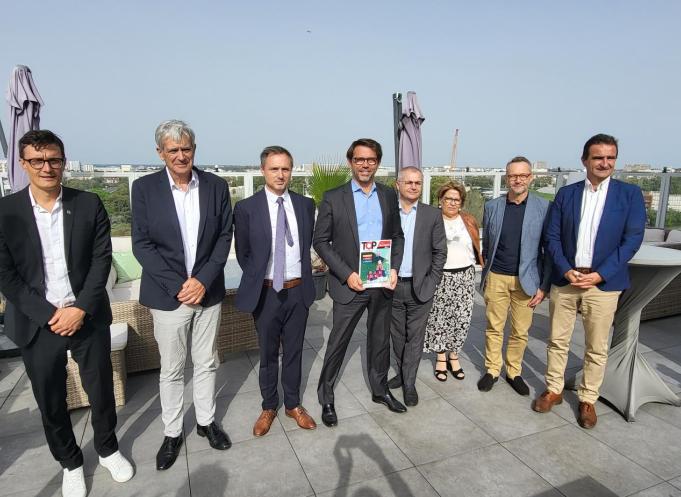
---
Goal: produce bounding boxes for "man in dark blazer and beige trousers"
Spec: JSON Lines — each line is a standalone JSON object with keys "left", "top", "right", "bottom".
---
{"left": 0, "top": 130, "right": 133, "bottom": 497}
{"left": 314, "top": 138, "right": 406, "bottom": 427}
{"left": 389, "top": 166, "right": 446, "bottom": 406}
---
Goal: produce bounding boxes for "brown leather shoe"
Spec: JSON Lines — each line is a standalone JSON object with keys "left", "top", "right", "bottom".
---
{"left": 253, "top": 409, "right": 277, "bottom": 437}
{"left": 578, "top": 401, "right": 597, "bottom": 429}
{"left": 285, "top": 405, "right": 317, "bottom": 430}
{"left": 532, "top": 390, "right": 563, "bottom": 413}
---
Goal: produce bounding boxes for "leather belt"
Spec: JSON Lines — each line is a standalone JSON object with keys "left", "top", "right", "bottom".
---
{"left": 397, "top": 276, "right": 413, "bottom": 282}
{"left": 263, "top": 278, "right": 302, "bottom": 289}
{"left": 574, "top": 267, "right": 593, "bottom": 274}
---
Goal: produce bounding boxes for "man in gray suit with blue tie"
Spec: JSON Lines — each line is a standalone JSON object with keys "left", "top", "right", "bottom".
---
{"left": 477, "top": 156, "right": 551, "bottom": 395}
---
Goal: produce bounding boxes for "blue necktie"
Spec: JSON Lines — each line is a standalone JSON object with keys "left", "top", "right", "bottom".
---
{"left": 273, "top": 197, "right": 294, "bottom": 292}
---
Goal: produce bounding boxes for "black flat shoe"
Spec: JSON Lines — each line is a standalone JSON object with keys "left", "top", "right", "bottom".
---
{"left": 403, "top": 385, "right": 419, "bottom": 407}
{"left": 197, "top": 421, "right": 232, "bottom": 450}
{"left": 156, "top": 435, "right": 183, "bottom": 471}
{"left": 434, "top": 359, "right": 447, "bottom": 382}
{"left": 477, "top": 373, "right": 498, "bottom": 392}
{"left": 372, "top": 392, "right": 407, "bottom": 413}
{"left": 506, "top": 375, "right": 530, "bottom": 396}
{"left": 321, "top": 403, "right": 338, "bottom": 427}
{"left": 448, "top": 355, "right": 465, "bottom": 380}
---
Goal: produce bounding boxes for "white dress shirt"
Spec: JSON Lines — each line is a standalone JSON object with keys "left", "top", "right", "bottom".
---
{"left": 444, "top": 216, "right": 476, "bottom": 269}
{"left": 575, "top": 176, "right": 611, "bottom": 268}
{"left": 29, "top": 187, "right": 76, "bottom": 308}
{"left": 167, "top": 169, "right": 200, "bottom": 277}
{"left": 264, "top": 188, "right": 301, "bottom": 280}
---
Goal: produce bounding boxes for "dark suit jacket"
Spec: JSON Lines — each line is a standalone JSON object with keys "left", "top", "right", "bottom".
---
{"left": 233, "top": 189, "right": 316, "bottom": 313}
{"left": 0, "top": 186, "right": 113, "bottom": 347}
{"left": 313, "top": 181, "right": 404, "bottom": 304}
{"left": 131, "top": 167, "right": 233, "bottom": 311}
{"left": 409, "top": 202, "right": 447, "bottom": 303}
{"left": 545, "top": 178, "right": 646, "bottom": 291}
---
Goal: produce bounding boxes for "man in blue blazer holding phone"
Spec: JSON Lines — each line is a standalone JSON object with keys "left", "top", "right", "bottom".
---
{"left": 533, "top": 134, "right": 646, "bottom": 429}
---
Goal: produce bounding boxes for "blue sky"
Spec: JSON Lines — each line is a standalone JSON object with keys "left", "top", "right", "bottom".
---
{"left": 2, "top": 0, "right": 680, "bottom": 168}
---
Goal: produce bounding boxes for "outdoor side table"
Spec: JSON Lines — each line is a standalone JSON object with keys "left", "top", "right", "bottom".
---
{"left": 569, "top": 244, "right": 681, "bottom": 421}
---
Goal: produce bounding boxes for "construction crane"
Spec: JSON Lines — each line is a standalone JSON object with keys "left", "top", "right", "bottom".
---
{"left": 449, "top": 128, "right": 459, "bottom": 171}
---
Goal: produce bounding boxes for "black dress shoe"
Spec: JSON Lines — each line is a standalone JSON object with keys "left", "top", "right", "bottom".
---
{"left": 321, "top": 403, "right": 338, "bottom": 427}
{"left": 506, "top": 375, "right": 530, "bottom": 396}
{"left": 156, "top": 435, "right": 183, "bottom": 470}
{"left": 403, "top": 385, "right": 419, "bottom": 407}
{"left": 372, "top": 392, "right": 407, "bottom": 413}
{"left": 197, "top": 421, "right": 232, "bottom": 450}
{"left": 387, "top": 375, "right": 403, "bottom": 389}
{"left": 477, "top": 373, "right": 498, "bottom": 392}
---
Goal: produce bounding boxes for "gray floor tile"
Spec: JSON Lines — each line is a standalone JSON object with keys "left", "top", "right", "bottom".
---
{"left": 641, "top": 402, "right": 681, "bottom": 430}
{"left": 503, "top": 424, "right": 661, "bottom": 496}
{"left": 639, "top": 318, "right": 681, "bottom": 353}
{"left": 287, "top": 413, "right": 413, "bottom": 494}
{"left": 316, "top": 467, "right": 440, "bottom": 497}
{"left": 81, "top": 405, "right": 170, "bottom": 475}
{"left": 419, "top": 444, "right": 560, "bottom": 497}
{"left": 88, "top": 458, "right": 190, "bottom": 497}
{"left": 121, "top": 370, "right": 163, "bottom": 413}
{"left": 3, "top": 483, "right": 61, "bottom": 497}
{"left": 671, "top": 476, "right": 681, "bottom": 490}
{"left": 370, "top": 397, "right": 495, "bottom": 465}
{"left": 587, "top": 410, "right": 681, "bottom": 480}
{"left": 0, "top": 359, "right": 26, "bottom": 399}
{"left": 187, "top": 432, "right": 313, "bottom": 497}
{"left": 184, "top": 389, "right": 284, "bottom": 450}
{"left": 0, "top": 429, "right": 66, "bottom": 496}
{"left": 627, "top": 482, "right": 681, "bottom": 497}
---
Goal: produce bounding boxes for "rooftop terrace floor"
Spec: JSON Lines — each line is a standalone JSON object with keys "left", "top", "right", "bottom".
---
{"left": 2, "top": 294, "right": 681, "bottom": 497}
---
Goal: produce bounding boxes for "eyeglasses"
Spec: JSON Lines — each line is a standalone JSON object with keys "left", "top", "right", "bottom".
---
{"left": 398, "top": 180, "right": 422, "bottom": 187}
{"left": 23, "top": 158, "right": 65, "bottom": 170}
{"left": 352, "top": 157, "right": 378, "bottom": 166}
{"left": 442, "top": 197, "right": 461, "bottom": 204}
{"left": 506, "top": 174, "right": 532, "bottom": 181}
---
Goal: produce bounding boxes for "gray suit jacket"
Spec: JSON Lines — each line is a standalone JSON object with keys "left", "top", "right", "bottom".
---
{"left": 408, "top": 202, "right": 447, "bottom": 303}
{"left": 481, "top": 192, "right": 551, "bottom": 296}
{"left": 313, "top": 181, "right": 404, "bottom": 304}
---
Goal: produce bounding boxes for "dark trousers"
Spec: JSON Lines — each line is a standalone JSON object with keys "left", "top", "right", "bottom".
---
{"left": 317, "top": 289, "right": 392, "bottom": 405}
{"left": 253, "top": 285, "right": 309, "bottom": 410}
{"left": 390, "top": 280, "right": 433, "bottom": 388}
{"left": 21, "top": 321, "right": 118, "bottom": 470}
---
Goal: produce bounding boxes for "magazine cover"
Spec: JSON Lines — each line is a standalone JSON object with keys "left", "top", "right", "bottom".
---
{"left": 359, "top": 239, "right": 392, "bottom": 288}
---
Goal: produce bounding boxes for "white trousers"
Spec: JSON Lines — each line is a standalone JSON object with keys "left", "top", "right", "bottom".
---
{"left": 151, "top": 302, "right": 221, "bottom": 437}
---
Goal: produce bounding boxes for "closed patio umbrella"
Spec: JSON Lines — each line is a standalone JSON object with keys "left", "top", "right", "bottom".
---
{"left": 398, "top": 91, "right": 425, "bottom": 169}
{"left": 6, "top": 65, "right": 44, "bottom": 191}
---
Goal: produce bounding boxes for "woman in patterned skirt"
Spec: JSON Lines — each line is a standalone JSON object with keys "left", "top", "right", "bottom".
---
{"left": 423, "top": 182, "right": 483, "bottom": 381}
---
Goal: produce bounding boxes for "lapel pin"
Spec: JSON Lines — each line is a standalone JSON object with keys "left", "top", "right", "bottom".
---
{"left": 66, "top": 210, "right": 72, "bottom": 215}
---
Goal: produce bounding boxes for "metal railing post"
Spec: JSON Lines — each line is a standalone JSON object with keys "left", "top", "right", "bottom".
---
{"left": 656, "top": 172, "right": 671, "bottom": 228}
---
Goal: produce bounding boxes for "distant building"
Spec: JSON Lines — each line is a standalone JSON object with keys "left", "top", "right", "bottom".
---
{"left": 0, "top": 159, "right": 6, "bottom": 173}
{"left": 120, "top": 164, "right": 132, "bottom": 172}
{"left": 624, "top": 163, "right": 653, "bottom": 172}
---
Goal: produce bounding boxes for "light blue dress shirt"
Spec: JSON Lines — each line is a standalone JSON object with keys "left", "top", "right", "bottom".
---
{"left": 399, "top": 202, "right": 417, "bottom": 277}
{"left": 352, "top": 180, "right": 383, "bottom": 243}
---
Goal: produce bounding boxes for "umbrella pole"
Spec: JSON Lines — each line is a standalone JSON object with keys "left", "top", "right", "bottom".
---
{"left": 0, "top": 119, "right": 8, "bottom": 158}
{"left": 392, "top": 92, "right": 402, "bottom": 178}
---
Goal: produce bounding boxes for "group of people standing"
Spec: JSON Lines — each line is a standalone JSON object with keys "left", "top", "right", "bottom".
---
{"left": 0, "top": 123, "right": 646, "bottom": 497}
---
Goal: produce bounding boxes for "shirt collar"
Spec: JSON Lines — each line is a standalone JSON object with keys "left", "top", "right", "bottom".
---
{"left": 264, "top": 186, "right": 290, "bottom": 204}
{"left": 351, "top": 179, "right": 376, "bottom": 195}
{"left": 28, "top": 186, "right": 63, "bottom": 212}
{"left": 400, "top": 200, "right": 418, "bottom": 214}
{"left": 585, "top": 176, "right": 610, "bottom": 193}
{"left": 166, "top": 167, "right": 199, "bottom": 190}
{"left": 506, "top": 194, "right": 528, "bottom": 205}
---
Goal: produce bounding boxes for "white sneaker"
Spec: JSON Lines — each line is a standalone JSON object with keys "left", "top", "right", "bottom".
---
{"left": 62, "top": 466, "right": 86, "bottom": 497}
{"left": 99, "top": 451, "right": 134, "bottom": 483}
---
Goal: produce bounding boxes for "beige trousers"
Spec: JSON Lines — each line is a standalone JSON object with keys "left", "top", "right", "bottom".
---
{"left": 546, "top": 284, "right": 620, "bottom": 404}
{"left": 483, "top": 272, "right": 534, "bottom": 378}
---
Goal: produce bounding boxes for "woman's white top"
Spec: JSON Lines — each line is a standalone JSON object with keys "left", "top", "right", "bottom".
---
{"left": 443, "top": 215, "right": 476, "bottom": 269}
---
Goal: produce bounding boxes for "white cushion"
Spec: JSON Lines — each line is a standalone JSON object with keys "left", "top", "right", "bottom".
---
{"left": 644, "top": 228, "right": 666, "bottom": 242}
{"left": 105, "top": 266, "right": 117, "bottom": 301}
{"left": 666, "top": 230, "right": 681, "bottom": 243}
{"left": 111, "top": 236, "right": 132, "bottom": 252}
{"left": 110, "top": 322, "right": 128, "bottom": 351}
{"left": 111, "top": 279, "right": 141, "bottom": 302}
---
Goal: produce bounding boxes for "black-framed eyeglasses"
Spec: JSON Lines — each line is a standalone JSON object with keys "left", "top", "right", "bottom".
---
{"left": 23, "top": 158, "right": 65, "bottom": 170}
{"left": 442, "top": 197, "right": 461, "bottom": 204}
{"left": 352, "top": 157, "right": 378, "bottom": 166}
{"left": 398, "top": 180, "right": 423, "bottom": 187}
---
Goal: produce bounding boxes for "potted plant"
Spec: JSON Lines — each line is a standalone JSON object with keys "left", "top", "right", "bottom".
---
{"left": 308, "top": 161, "right": 351, "bottom": 300}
